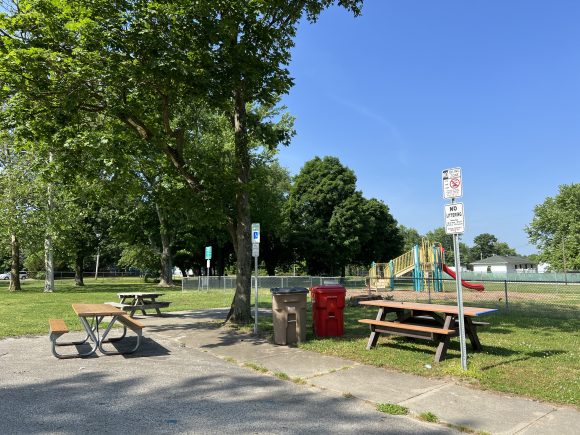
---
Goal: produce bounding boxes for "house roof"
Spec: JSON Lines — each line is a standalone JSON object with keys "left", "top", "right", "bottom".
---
{"left": 471, "top": 255, "right": 536, "bottom": 266}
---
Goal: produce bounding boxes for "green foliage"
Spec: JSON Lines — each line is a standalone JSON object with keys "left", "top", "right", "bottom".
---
{"left": 274, "top": 371, "right": 291, "bottom": 381}
{"left": 376, "top": 403, "right": 409, "bottom": 415}
{"left": 286, "top": 156, "right": 402, "bottom": 274}
{"left": 419, "top": 412, "right": 439, "bottom": 423}
{"left": 526, "top": 184, "right": 580, "bottom": 270}
{"left": 359, "top": 198, "right": 403, "bottom": 264}
{"left": 243, "top": 362, "right": 269, "bottom": 373}
{"left": 398, "top": 225, "right": 422, "bottom": 252}
{"left": 424, "top": 227, "right": 458, "bottom": 264}
{"left": 117, "top": 243, "right": 160, "bottom": 273}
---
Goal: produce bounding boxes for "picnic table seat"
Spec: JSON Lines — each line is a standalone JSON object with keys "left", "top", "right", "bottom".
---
{"left": 105, "top": 301, "right": 171, "bottom": 317}
{"left": 358, "top": 318, "right": 456, "bottom": 337}
{"left": 49, "top": 319, "right": 95, "bottom": 359}
{"left": 99, "top": 315, "right": 145, "bottom": 355}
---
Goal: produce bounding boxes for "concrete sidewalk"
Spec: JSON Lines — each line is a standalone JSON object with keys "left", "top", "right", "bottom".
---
{"left": 142, "top": 309, "right": 579, "bottom": 435}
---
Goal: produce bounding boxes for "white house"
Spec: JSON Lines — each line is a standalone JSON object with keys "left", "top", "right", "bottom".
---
{"left": 471, "top": 255, "right": 537, "bottom": 273}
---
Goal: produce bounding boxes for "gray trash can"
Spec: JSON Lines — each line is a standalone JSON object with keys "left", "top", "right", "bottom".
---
{"left": 270, "top": 287, "right": 308, "bottom": 345}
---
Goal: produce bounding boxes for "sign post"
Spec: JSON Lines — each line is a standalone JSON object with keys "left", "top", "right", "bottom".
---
{"left": 251, "top": 223, "right": 260, "bottom": 334}
{"left": 205, "top": 246, "right": 212, "bottom": 291}
{"left": 442, "top": 168, "right": 468, "bottom": 370}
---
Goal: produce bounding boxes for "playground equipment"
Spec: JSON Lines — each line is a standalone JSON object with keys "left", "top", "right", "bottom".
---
{"left": 368, "top": 238, "right": 484, "bottom": 292}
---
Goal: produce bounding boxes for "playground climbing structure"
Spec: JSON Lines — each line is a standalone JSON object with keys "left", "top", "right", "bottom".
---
{"left": 368, "top": 238, "right": 484, "bottom": 292}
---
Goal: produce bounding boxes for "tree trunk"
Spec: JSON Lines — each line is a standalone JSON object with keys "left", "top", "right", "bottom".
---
{"left": 9, "top": 234, "right": 21, "bottom": 292}
{"left": 44, "top": 151, "right": 55, "bottom": 292}
{"left": 44, "top": 235, "right": 55, "bottom": 292}
{"left": 74, "top": 255, "right": 84, "bottom": 286}
{"left": 156, "top": 204, "right": 174, "bottom": 287}
{"left": 227, "top": 88, "right": 252, "bottom": 324}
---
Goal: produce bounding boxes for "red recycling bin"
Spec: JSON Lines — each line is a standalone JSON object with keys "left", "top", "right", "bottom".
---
{"left": 310, "top": 285, "right": 346, "bottom": 337}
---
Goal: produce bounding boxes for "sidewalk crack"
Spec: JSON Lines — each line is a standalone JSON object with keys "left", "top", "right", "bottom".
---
{"left": 512, "top": 408, "right": 558, "bottom": 434}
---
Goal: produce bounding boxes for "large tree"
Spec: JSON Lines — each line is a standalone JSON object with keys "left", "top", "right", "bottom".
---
{"left": 285, "top": 156, "right": 357, "bottom": 275}
{"left": 526, "top": 184, "right": 580, "bottom": 271}
{"left": 1, "top": 0, "right": 363, "bottom": 323}
{"left": 467, "top": 233, "right": 516, "bottom": 264}
{"left": 286, "top": 156, "right": 401, "bottom": 275}
{"left": 0, "top": 135, "right": 45, "bottom": 290}
{"left": 358, "top": 198, "right": 403, "bottom": 265}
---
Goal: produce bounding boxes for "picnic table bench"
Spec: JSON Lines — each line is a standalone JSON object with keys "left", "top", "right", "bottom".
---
{"left": 106, "top": 292, "right": 171, "bottom": 317}
{"left": 358, "top": 300, "right": 497, "bottom": 363}
{"left": 49, "top": 303, "right": 145, "bottom": 359}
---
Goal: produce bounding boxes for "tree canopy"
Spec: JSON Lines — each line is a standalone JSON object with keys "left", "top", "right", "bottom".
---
{"left": 526, "top": 183, "right": 580, "bottom": 271}
{"left": 1, "top": 0, "right": 364, "bottom": 320}
{"left": 285, "top": 156, "right": 402, "bottom": 275}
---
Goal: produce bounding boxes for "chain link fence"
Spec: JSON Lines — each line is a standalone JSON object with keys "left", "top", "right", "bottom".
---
{"left": 182, "top": 276, "right": 367, "bottom": 291}
{"left": 182, "top": 275, "right": 578, "bottom": 318}
{"left": 370, "top": 277, "right": 579, "bottom": 318}
{"left": 22, "top": 270, "right": 141, "bottom": 280}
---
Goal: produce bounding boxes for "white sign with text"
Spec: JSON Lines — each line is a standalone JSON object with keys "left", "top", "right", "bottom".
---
{"left": 444, "top": 202, "right": 465, "bottom": 234}
{"left": 442, "top": 167, "right": 462, "bottom": 199}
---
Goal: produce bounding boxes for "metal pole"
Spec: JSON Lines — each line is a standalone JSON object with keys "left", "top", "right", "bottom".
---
{"left": 504, "top": 280, "right": 509, "bottom": 310}
{"left": 562, "top": 237, "right": 568, "bottom": 285}
{"left": 94, "top": 246, "right": 100, "bottom": 280}
{"left": 453, "top": 231, "right": 468, "bottom": 370}
{"left": 207, "top": 260, "right": 210, "bottom": 291}
{"left": 254, "top": 256, "right": 259, "bottom": 334}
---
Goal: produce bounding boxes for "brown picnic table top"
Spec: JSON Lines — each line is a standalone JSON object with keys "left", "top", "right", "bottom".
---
{"left": 358, "top": 300, "right": 498, "bottom": 317}
{"left": 72, "top": 303, "right": 125, "bottom": 317}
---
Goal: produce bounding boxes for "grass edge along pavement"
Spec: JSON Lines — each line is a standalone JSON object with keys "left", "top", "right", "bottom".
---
{"left": 1, "top": 277, "right": 578, "bottom": 407}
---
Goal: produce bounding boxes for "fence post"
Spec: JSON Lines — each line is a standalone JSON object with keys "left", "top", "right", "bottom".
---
{"left": 504, "top": 280, "right": 509, "bottom": 311}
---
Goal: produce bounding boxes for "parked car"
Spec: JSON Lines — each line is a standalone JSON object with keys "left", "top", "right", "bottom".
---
{"left": 0, "top": 272, "right": 27, "bottom": 280}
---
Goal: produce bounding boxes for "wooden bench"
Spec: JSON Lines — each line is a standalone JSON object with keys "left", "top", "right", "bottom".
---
{"left": 117, "top": 315, "right": 145, "bottom": 332}
{"left": 49, "top": 319, "right": 68, "bottom": 336}
{"left": 106, "top": 301, "right": 171, "bottom": 317}
{"left": 359, "top": 318, "right": 456, "bottom": 337}
{"left": 49, "top": 319, "right": 95, "bottom": 359}
{"left": 98, "top": 314, "right": 145, "bottom": 355}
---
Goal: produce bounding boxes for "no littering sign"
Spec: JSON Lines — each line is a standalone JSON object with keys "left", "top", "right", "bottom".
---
{"left": 444, "top": 203, "right": 465, "bottom": 234}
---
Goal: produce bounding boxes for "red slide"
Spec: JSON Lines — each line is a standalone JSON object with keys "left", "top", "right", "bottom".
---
{"left": 442, "top": 264, "right": 485, "bottom": 291}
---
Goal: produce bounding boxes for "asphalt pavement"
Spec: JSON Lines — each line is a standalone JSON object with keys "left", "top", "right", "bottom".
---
{"left": 0, "top": 309, "right": 577, "bottom": 434}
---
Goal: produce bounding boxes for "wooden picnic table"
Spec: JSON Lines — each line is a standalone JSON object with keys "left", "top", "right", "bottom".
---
{"left": 110, "top": 292, "right": 171, "bottom": 317}
{"left": 358, "top": 300, "right": 497, "bottom": 363}
{"left": 49, "top": 303, "right": 144, "bottom": 359}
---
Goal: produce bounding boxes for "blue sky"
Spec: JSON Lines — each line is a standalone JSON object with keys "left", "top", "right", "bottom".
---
{"left": 277, "top": 0, "right": 580, "bottom": 255}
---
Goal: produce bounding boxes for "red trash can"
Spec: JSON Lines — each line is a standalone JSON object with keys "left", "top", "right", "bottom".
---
{"left": 310, "top": 285, "right": 346, "bottom": 337}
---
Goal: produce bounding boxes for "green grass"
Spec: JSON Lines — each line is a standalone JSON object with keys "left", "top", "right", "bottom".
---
{"left": 243, "top": 362, "right": 269, "bottom": 373}
{"left": 0, "top": 277, "right": 243, "bottom": 336}
{"left": 376, "top": 403, "right": 409, "bottom": 415}
{"left": 297, "top": 305, "right": 580, "bottom": 406}
{"left": 419, "top": 411, "right": 439, "bottom": 423}
{"left": 274, "top": 371, "right": 291, "bottom": 381}
{"left": 1, "top": 277, "right": 578, "bottom": 407}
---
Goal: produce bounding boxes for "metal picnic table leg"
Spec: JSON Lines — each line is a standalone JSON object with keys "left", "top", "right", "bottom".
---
{"left": 366, "top": 307, "right": 386, "bottom": 349}
{"left": 99, "top": 316, "right": 141, "bottom": 355}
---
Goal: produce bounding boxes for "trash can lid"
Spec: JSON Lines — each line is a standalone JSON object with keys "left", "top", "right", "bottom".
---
{"left": 310, "top": 285, "right": 347, "bottom": 293}
{"left": 270, "top": 287, "right": 309, "bottom": 294}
